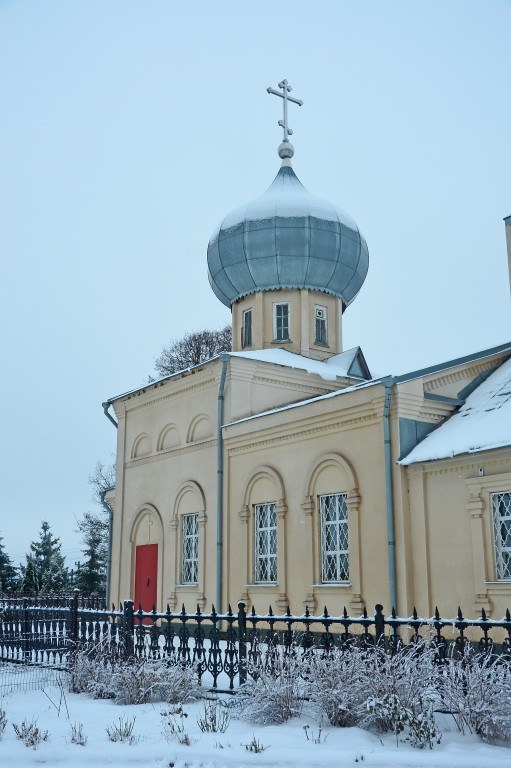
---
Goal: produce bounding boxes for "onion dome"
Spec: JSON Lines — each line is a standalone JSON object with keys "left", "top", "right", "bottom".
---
{"left": 207, "top": 158, "right": 369, "bottom": 309}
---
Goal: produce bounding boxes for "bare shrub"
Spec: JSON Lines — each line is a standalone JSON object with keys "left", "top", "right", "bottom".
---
{"left": 306, "top": 646, "right": 367, "bottom": 727}
{"left": 146, "top": 659, "right": 201, "bottom": 704}
{"left": 360, "top": 641, "right": 441, "bottom": 749}
{"left": 70, "top": 640, "right": 118, "bottom": 699}
{"left": 69, "top": 722, "right": 87, "bottom": 746}
{"left": 0, "top": 707, "right": 7, "bottom": 740}
{"left": 161, "top": 706, "right": 193, "bottom": 745}
{"left": 197, "top": 700, "right": 231, "bottom": 733}
{"left": 236, "top": 650, "right": 305, "bottom": 725}
{"left": 13, "top": 717, "right": 49, "bottom": 749}
{"left": 439, "top": 648, "right": 511, "bottom": 743}
{"left": 106, "top": 715, "right": 138, "bottom": 744}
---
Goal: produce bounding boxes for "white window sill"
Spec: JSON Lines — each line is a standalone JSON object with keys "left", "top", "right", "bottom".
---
{"left": 245, "top": 583, "right": 278, "bottom": 588}
{"left": 312, "top": 582, "right": 352, "bottom": 588}
{"left": 176, "top": 584, "right": 198, "bottom": 589}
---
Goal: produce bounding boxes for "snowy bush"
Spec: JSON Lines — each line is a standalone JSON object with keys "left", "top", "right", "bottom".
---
{"left": 145, "top": 659, "right": 201, "bottom": 704}
{"left": 439, "top": 648, "right": 511, "bottom": 743}
{"left": 236, "top": 650, "right": 305, "bottom": 724}
{"left": 13, "top": 717, "right": 49, "bottom": 749}
{"left": 305, "top": 646, "right": 367, "bottom": 727}
{"left": 359, "top": 641, "right": 441, "bottom": 748}
{"left": 71, "top": 643, "right": 202, "bottom": 704}
{"left": 106, "top": 715, "right": 138, "bottom": 744}
{"left": 69, "top": 722, "right": 87, "bottom": 746}
{"left": 161, "top": 706, "right": 193, "bottom": 745}
{"left": 69, "top": 641, "right": 118, "bottom": 699}
{"left": 196, "top": 699, "right": 231, "bottom": 733}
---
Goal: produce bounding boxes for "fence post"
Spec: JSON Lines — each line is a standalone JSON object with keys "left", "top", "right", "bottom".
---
{"left": 374, "top": 604, "right": 385, "bottom": 643}
{"left": 238, "top": 600, "right": 247, "bottom": 685}
{"left": 123, "top": 600, "right": 135, "bottom": 659}
{"left": 69, "top": 590, "right": 79, "bottom": 656}
{"left": 22, "top": 598, "right": 30, "bottom": 663}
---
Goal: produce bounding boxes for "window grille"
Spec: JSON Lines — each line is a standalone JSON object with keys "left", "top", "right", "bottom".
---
{"left": 181, "top": 513, "right": 198, "bottom": 584}
{"left": 242, "top": 309, "right": 252, "bottom": 348}
{"left": 492, "top": 491, "right": 511, "bottom": 580}
{"left": 320, "top": 493, "right": 349, "bottom": 582}
{"left": 254, "top": 502, "right": 277, "bottom": 582}
{"left": 314, "top": 306, "right": 328, "bottom": 345}
{"left": 274, "top": 303, "right": 290, "bottom": 341}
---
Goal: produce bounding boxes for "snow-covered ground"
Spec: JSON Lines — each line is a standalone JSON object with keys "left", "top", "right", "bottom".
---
{"left": 1, "top": 671, "right": 511, "bottom": 768}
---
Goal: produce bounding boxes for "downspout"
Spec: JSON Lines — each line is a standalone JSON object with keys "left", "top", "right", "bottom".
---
{"left": 101, "top": 401, "right": 118, "bottom": 605}
{"left": 216, "top": 354, "right": 230, "bottom": 613}
{"left": 100, "top": 490, "right": 114, "bottom": 605}
{"left": 102, "top": 401, "right": 118, "bottom": 429}
{"left": 382, "top": 376, "right": 397, "bottom": 612}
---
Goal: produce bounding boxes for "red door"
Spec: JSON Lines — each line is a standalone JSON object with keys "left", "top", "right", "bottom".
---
{"left": 134, "top": 544, "right": 158, "bottom": 615}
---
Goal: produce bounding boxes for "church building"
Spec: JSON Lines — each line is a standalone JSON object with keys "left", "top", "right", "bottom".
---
{"left": 104, "top": 82, "right": 511, "bottom": 619}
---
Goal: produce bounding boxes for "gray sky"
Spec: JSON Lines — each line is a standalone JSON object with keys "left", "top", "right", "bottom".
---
{"left": 1, "top": 0, "right": 510, "bottom": 568}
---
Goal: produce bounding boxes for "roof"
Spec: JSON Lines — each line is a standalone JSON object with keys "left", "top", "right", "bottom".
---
{"left": 400, "top": 356, "right": 511, "bottom": 465}
{"left": 207, "top": 163, "right": 368, "bottom": 308}
{"left": 230, "top": 347, "right": 371, "bottom": 382}
{"left": 107, "top": 346, "right": 371, "bottom": 404}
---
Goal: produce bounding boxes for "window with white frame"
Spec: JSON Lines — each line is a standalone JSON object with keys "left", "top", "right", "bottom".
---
{"left": 314, "top": 305, "right": 328, "bottom": 346}
{"left": 254, "top": 502, "right": 277, "bottom": 582}
{"left": 242, "top": 308, "right": 252, "bottom": 348}
{"left": 320, "top": 493, "right": 349, "bottom": 582}
{"left": 181, "top": 513, "right": 198, "bottom": 584}
{"left": 273, "top": 302, "right": 290, "bottom": 342}
{"left": 492, "top": 491, "right": 511, "bottom": 580}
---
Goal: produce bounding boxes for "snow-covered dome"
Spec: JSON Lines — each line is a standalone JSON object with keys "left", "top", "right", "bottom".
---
{"left": 207, "top": 161, "right": 369, "bottom": 308}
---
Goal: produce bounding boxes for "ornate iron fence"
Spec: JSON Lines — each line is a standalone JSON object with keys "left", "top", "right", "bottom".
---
{"left": 2, "top": 594, "right": 511, "bottom": 691}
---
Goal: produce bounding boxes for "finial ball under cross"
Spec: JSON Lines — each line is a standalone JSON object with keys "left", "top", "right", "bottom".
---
{"left": 267, "top": 79, "right": 303, "bottom": 160}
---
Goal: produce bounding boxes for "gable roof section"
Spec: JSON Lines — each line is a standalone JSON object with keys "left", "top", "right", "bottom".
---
{"left": 400, "top": 356, "right": 511, "bottom": 465}
{"left": 230, "top": 346, "right": 371, "bottom": 382}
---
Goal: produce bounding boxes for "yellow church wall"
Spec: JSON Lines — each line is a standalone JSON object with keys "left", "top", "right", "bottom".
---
{"left": 406, "top": 451, "right": 511, "bottom": 620}
{"left": 108, "top": 355, "right": 358, "bottom": 611}
{"left": 223, "top": 383, "right": 392, "bottom": 617}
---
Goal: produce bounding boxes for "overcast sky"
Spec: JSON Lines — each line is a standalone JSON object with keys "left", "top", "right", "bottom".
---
{"left": 1, "top": 0, "right": 510, "bottom": 568}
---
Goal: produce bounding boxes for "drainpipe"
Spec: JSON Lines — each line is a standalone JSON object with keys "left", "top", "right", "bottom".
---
{"left": 100, "top": 490, "right": 114, "bottom": 605}
{"left": 101, "top": 401, "right": 117, "bottom": 605}
{"left": 216, "top": 354, "right": 230, "bottom": 613}
{"left": 102, "top": 401, "right": 118, "bottom": 429}
{"left": 382, "top": 376, "right": 397, "bottom": 612}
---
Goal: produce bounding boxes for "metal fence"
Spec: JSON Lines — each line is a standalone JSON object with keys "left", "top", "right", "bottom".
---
{"left": 2, "top": 594, "right": 511, "bottom": 692}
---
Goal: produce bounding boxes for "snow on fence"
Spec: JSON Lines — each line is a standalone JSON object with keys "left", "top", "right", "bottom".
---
{"left": 2, "top": 594, "right": 511, "bottom": 693}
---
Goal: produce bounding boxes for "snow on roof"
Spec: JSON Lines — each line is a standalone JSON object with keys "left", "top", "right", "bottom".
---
{"left": 230, "top": 347, "right": 365, "bottom": 382}
{"left": 400, "top": 357, "right": 511, "bottom": 465}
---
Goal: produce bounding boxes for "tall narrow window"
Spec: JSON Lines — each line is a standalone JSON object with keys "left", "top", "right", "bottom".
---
{"left": 254, "top": 502, "right": 277, "bottom": 582}
{"left": 492, "top": 491, "right": 511, "bottom": 580}
{"left": 320, "top": 493, "right": 349, "bottom": 582}
{"left": 242, "top": 308, "right": 252, "bottom": 348}
{"left": 314, "top": 305, "right": 328, "bottom": 346}
{"left": 181, "top": 513, "right": 198, "bottom": 584}
{"left": 273, "top": 303, "right": 290, "bottom": 342}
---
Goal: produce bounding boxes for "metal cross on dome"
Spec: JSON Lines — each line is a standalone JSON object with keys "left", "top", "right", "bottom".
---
{"left": 267, "top": 79, "right": 303, "bottom": 141}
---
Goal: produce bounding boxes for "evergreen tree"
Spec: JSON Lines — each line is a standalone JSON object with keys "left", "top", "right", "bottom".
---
{"left": 0, "top": 535, "right": 19, "bottom": 593}
{"left": 21, "top": 553, "right": 40, "bottom": 595}
{"left": 22, "top": 521, "right": 69, "bottom": 595}
{"left": 75, "top": 511, "right": 108, "bottom": 593}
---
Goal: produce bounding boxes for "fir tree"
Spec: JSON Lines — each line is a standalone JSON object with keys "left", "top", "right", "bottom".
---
{"left": 0, "top": 535, "right": 19, "bottom": 593}
{"left": 22, "top": 521, "right": 69, "bottom": 595}
{"left": 21, "top": 553, "right": 40, "bottom": 595}
{"left": 75, "top": 511, "right": 108, "bottom": 593}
